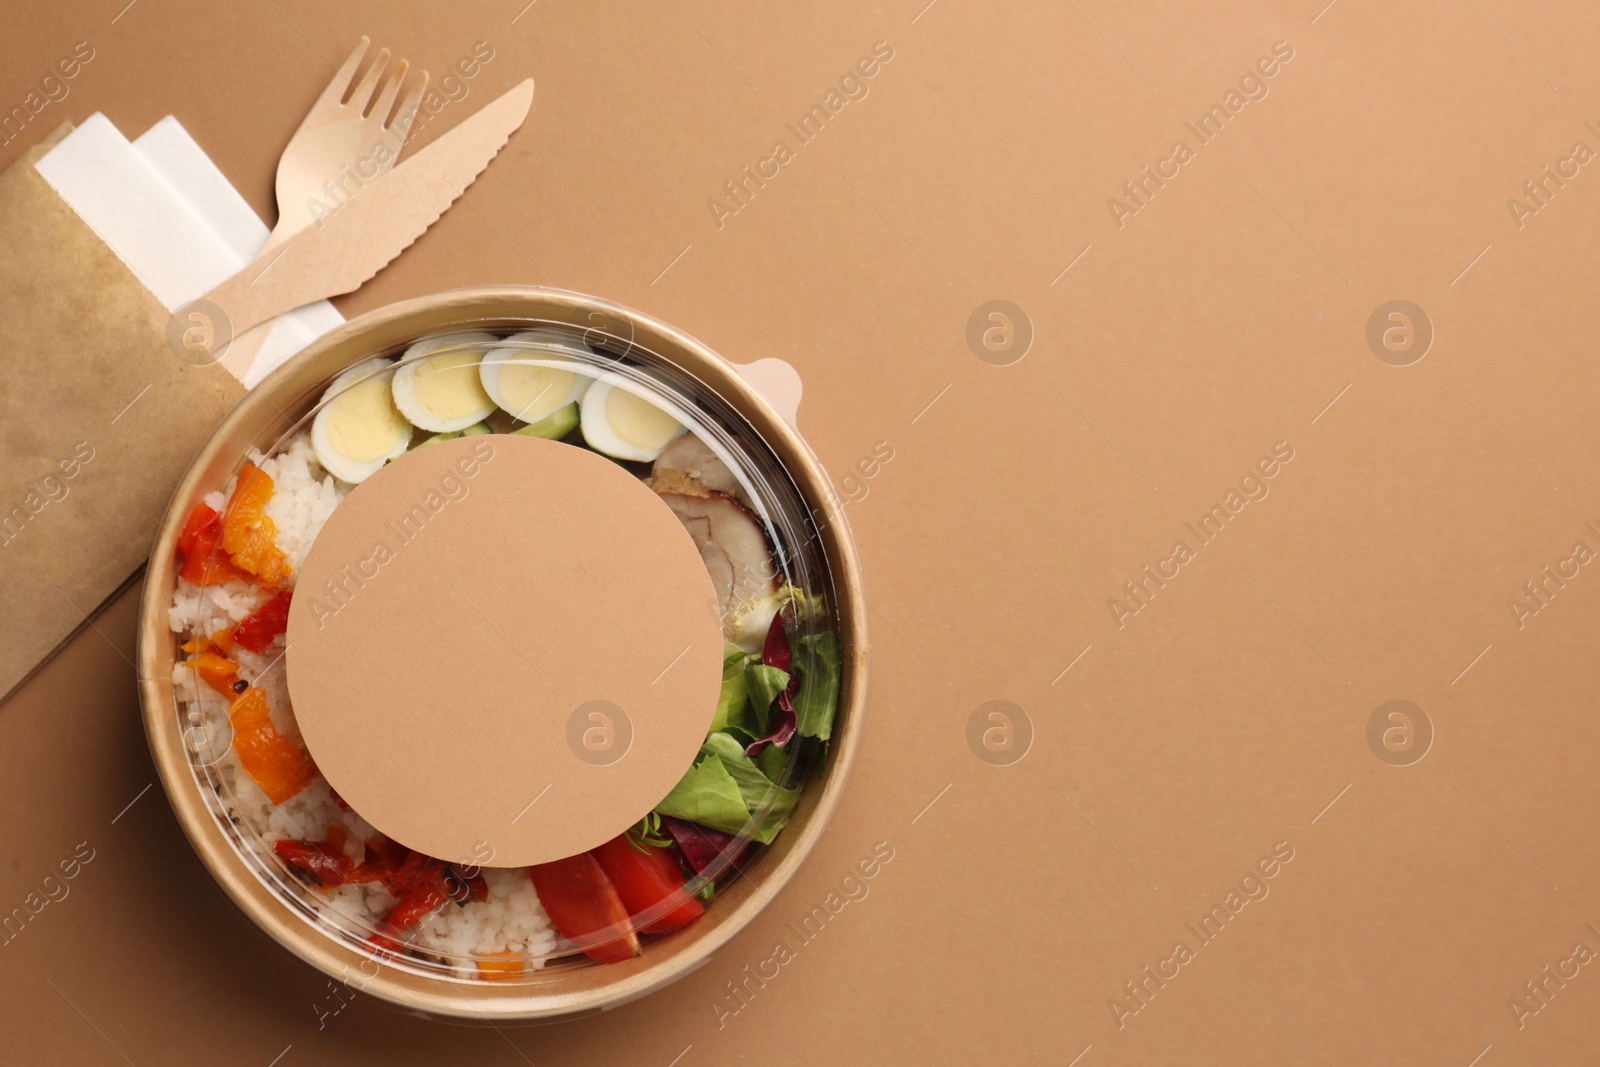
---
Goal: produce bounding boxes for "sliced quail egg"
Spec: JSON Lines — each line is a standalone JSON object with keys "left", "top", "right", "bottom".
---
{"left": 478, "top": 329, "right": 593, "bottom": 424}
{"left": 311, "top": 358, "right": 412, "bottom": 484}
{"left": 580, "top": 380, "right": 686, "bottom": 462}
{"left": 391, "top": 332, "right": 499, "bottom": 432}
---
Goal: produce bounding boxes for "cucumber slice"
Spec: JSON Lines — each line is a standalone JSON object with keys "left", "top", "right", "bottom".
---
{"left": 511, "top": 402, "right": 579, "bottom": 441}
{"left": 412, "top": 421, "right": 491, "bottom": 450}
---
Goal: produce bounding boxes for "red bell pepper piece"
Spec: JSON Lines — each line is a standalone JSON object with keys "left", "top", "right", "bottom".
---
{"left": 274, "top": 838, "right": 359, "bottom": 886}
{"left": 274, "top": 826, "right": 397, "bottom": 888}
{"left": 382, "top": 877, "right": 452, "bottom": 937}
{"left": 362, "top": 836, "right": 408, "bottom": 875}
{"left": 176, "top": 503, "right": 214, "bottom": 557}
{"left": 366, "top": 851, "right": 487, "bottom": 950}
{"left": 272, "top": 838, "right": 500, "bottom": 960}
{"left": 383, "top": 850, "right": 443, "bottom": 895}
{"left": 233, "top": 589, "right": 293, "bottom": 652}
{"left": 527, "top": 854, "right": 641, "bottom": 963}
{"left": 448, "top": 866, "right": 490, "bottom": 904}
{"left": 175, "top": 504, "right": 254, "bottom": 586}
{"left": 590, "top": 834, "right": 703, "bottom": 934}
{"left": 369, "top": 853, "right": 453, "bottom": 950}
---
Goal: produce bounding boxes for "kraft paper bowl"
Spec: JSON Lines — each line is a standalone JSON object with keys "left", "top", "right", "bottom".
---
{"left": 135, "top": 286, "right": 866, "bottom": 1020}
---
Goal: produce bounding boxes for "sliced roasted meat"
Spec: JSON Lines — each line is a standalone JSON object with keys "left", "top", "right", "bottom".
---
{"left": 651, "top": 433, "right": 743, "bottom": 499}
{"left": 659, "top": 492, "right": 777, "bottom": 625}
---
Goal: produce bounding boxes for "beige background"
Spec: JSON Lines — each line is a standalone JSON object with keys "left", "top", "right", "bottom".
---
{"left": 3, "top": 0, "right": 1600, "bottom": 1063}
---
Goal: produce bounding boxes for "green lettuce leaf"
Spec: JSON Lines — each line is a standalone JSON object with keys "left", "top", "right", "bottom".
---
{"left": 722, "top": 640, "right": 753, "bottom": 674}
{"left": 654, "top": 755, "right": 750, "bottom": 836}
{"left": 656, "top": 733, "right": 801, "bottom": 844}
{"left": 709, "top": 668, "right": 749, "bottom": 735}
{"left": 708, "top": 642, "right": 759, "bottom": 735}
{"left": 699, "top": 733, "right": 801, "bottom": 844}
{"left": 701, "top": 733, "right": 771, "bottom": 807}
{"left": 792, "top": 632, "right": 841, "bottom": 740}
{"left": 748, "top": 787, "right": 800, "bottom": 844}
{"left": 754, "top": 742, "right": 789, "bottom": 784}
{"left": 744, "top": 664, "right": 790, "bottom": 723}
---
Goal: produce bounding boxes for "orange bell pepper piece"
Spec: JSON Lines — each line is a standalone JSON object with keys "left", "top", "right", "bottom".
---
{"left": 227, "top": 686, "right": 316, "bottom": 804}
{"left": 220, "top": 464, "right": 291, "bottom": 587}
{"left": 193, "top": 649, "right": 244, "bottom": 697}
{"left": 475, "top": 951, "right": 527, "bottom": 981}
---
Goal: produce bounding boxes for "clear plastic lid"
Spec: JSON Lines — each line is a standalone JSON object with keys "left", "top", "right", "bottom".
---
{"left": 167, "top": 321, "right": 844, "bottom": 982}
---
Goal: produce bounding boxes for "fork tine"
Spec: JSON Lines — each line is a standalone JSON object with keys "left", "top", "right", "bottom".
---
{"left": 369, "top": 58, "right": 409, "bottom": 126}
{"left": 311, "top": 35, "right": 370, "bottom": 113}
{"left": 349, "top": 47, "right": 393, "bottom": 114}
{"left": 387, "top": 69, "right": 429, "bottom": 145}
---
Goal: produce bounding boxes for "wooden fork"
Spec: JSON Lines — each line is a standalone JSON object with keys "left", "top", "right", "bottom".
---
{"left": 261, "top": 36, "right": 428, "bottom": 253}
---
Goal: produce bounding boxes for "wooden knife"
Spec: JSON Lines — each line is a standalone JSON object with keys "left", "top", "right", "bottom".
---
{"left": 197, "top": 78, "right": 534, "bottom": 376}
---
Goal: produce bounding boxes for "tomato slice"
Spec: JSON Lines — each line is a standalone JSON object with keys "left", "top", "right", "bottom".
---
{"left": 527, "top": 854, "right": 641, "bottom": 963}
{"left": 589, "top": 834, "right": 703, "bottom": 934}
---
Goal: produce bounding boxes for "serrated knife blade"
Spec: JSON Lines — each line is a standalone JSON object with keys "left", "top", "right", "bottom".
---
{"left": 200, "top": 77, "right": 534, "bottom": 363}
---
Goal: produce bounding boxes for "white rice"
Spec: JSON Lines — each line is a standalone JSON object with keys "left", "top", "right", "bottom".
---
{"left": 169, "top": 431, "right": 558, "bottom": 972}
{"left": 419, "top": 868, "right": 559, "bottom": 961}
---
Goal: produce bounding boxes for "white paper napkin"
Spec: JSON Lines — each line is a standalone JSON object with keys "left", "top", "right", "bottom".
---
{"left": 31, "top": 112, "right": 810, "bottom": 427}
{"left": 33, "top": 112, "right": 343, "bottom": 388}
